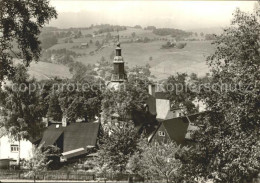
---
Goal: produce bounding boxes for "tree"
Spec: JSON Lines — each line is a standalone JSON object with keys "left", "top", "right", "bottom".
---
{"left": 143, "top": 37, "right": 150, "bottom": 43}
{"left": 164, "top": 73, "right": 198, "bottom": 114}
{"left": 102, "top": 77, "right": 150, "bottom": 123}
{"left": 0, "top": 65, "right": 45, "bottom": 139}
{"left": 205, "top": 34, "right": 216, "bottom": 40}
{"left": 131, "top": 32, "right": 136, "bottom": 38}
{"left": 24, "top": 144, "right": 51, "bottom": 183}
{"left": 128, "top": 141, "right": 182, "bottom": 183}
{"left": 58, "top": 78, "right": 102, "bottom": 122}
{"left": 0, "top": 65, "right": 47, "bottom": 169}
{"left": 134, "top": 25, "right": 142, "bottom": 29}
{"left": 176, "top": 42, "right": 187, "bottom": 49}
{"left": 95, "top": 40, "right": 100, "bottom": 47}
{"left": 0, "top": 0, "right": 57, "bottom": 82}
{"left": 200, "top": 32, "right": 204, "bottom": 37}
{"left": 181, "top": 7, "right": 260, "bottom": 183}
{"left": 95, "top": 121, "right": 140, "bottom": 173}
{"left": 46, "top": 92, "right": 62, "bottom": 121}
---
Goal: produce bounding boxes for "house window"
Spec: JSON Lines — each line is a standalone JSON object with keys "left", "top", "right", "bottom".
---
{"left": 158, "top": 131, "right": 165, "bottom": 136}
{"left": 179, "top": 113, "right": 182, "bottom": 117}
{"left": 11, "top": 145, "right": 19, "bottom": 152}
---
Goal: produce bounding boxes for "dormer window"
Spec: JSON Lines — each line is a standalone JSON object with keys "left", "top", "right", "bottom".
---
{"left": 158, "top": 131, "right": 165, "bottom": 136}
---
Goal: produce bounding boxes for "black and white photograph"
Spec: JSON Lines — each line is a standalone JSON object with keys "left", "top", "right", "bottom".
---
{"left": 0, "top": 0, "right": 259, "bottom": 182}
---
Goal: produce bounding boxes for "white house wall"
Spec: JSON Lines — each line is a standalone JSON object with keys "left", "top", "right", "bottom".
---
{"left": 156, "top": 99, "right": 170, "bottom": 119}
{"left": 0, "top": 135, "right": 33, "bottom": 161}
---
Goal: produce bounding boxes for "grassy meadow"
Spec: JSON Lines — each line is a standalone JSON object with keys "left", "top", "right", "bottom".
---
{"left": 32, "top": 27, "right": 216, "bottom": 80}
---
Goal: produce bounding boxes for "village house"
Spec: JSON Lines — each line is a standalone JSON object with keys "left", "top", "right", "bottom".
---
{"left": 0, "top": 127, "right": 33, "bottom": 169}
{"left": 145, "top": 84, "right": 207, "bottom": 145}
{"left": 148, "top": 113, "right": 206, "bottom": 145}
{"left": 39, "top": 117, "right": 100, "bottom": 162}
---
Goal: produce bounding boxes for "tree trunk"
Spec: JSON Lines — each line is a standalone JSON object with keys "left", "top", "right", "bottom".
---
{"left": 34, "top": 175, "right": 36, "bottom": 183}
{"left": 18, "top": 139, "right": 21, "bottom": 169}
{"left": 166, "top": 177, "right": 169, "bottom": 183}
{"left": 104, "top": 168, "right": 106, "bottom": 183}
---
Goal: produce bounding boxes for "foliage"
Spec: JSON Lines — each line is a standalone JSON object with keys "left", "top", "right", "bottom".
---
{"left": 145, "top": 26, "right": 156, "bottom": 30}
{"left": 0, "top": 65, "right": 45, "bottom": 139}
{"left": 94, "top": 24, "right": 127, "bottom": 35}
{"left": 176, "top": 42, "right": 187, "bottom": 49}
{"left": 153, "top": 28, "right": 192, "bottom": 37}
{"left": 143, "top": 37, "right": 150, "bottom": 43}
{"left": 46, "top": 91, "right": 62, "bottom": 121}
{"left": 161, "top": 41, "right": 176, "bottom": 49}
{"left": 164, "top": 73, "right": 198, "bottom": 114}
{"left": 134, "top": 25, "right": 142, "bottom": 29}
{"left": 128, "top": 140, "right": 182, "bottom": 183}
{"left": 95, "top": 121, "right": 140, "bottom": 173}
{"left": 24, "top": 144, "right": 51, "bottom": 182}
{"left": 102, "top": 76, "right": 150, "bottom": 123}
{"left": 205, "top": 34, "right": 216, "bottom": 40}
{"left": 181, "top": 7, "right": 260, "bottom": 183}
{"left": 0, "top": 0, "right": 57, "bottom": 82}
{"left": 58, "top": 78, "right": 102, "bottom": 122}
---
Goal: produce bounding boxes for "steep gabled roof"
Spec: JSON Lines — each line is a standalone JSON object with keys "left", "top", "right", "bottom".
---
{"left": 162, "top": 116, "right": 190, "bottom": 144}
{"left": 39, "top": 122, "right": 100, "bottom": 156}
{"left": 40, "top": 125, "right": 65, "bottom": 146}
{"left": 63, "top": 122, "right": 100, "bottom": 152}
{"left": 155, "top": 92, "right": 168, "bottom": 100}
{"left": 149, "top": 112, "right": 207, "bottom": 144}
{"left": 145, "top": 95, "right": 157, "bottom": 115}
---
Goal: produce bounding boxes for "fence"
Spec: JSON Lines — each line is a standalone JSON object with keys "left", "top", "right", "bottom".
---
{"left": 0, "top": 170, "right": 95, "bottom": 181}
{"left": 1, "top": 170, "right": 258, "bottom": 183}
{"left": 0, "top": 170, "right": 144, "bottom": 182}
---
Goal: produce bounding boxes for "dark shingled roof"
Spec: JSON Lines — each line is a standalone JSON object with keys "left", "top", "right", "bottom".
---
{"left": 40, "top": 122, "right": 100, "bottom": 156}
{"left": 162, "top": 116, "right": 190, "bottom": 144}
{"left": 155, "top": 92, "right": 168, "bottom": 100}
{"left": 63, "top": 122, "right": 100, "bottom": 152}
{"left": 40, "top": 125, "right": 65, "bottom": 146}
{"left": 145, "top": 95, "right": 157, "bottom": 115}
{"left": 150, "top": 112, "right": 207, "bottom": 144}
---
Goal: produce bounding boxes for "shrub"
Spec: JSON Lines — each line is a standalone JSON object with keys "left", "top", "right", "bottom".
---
{"left": 176, "top": 42, "right": 187, "bottom": 49}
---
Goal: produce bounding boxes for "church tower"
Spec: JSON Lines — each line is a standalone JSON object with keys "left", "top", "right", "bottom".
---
{"left": 111, "top": 41, "right": 127, "bottom": 82}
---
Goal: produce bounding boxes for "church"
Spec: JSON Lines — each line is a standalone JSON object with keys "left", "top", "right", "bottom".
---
{"left": 107, "top": 40, "right": 127, "bottom": 90}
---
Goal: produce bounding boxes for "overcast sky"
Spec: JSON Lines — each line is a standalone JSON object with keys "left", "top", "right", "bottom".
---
{"left": 48, "top": 1, "right": 256, "bottom": 30}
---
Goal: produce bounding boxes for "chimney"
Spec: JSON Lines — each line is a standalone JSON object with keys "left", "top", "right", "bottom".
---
{"left": 42, "top": 117, "right": 49, "bottom": 127}
{"left": 62, "top": 116, "right": 68, "bottom": 127}
{"left": 148, "top": 84, "right": 155, "bottom": 97}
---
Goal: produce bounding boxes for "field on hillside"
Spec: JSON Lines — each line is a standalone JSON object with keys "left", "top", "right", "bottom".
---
{"left": 37, "top": 27, "right": 216, "bottom": 80}
{"left": 28, "top": 61, "right": 72, "bottom": 80}
{"left": 13, "top": 59, "right": 72, "bottom": 80}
